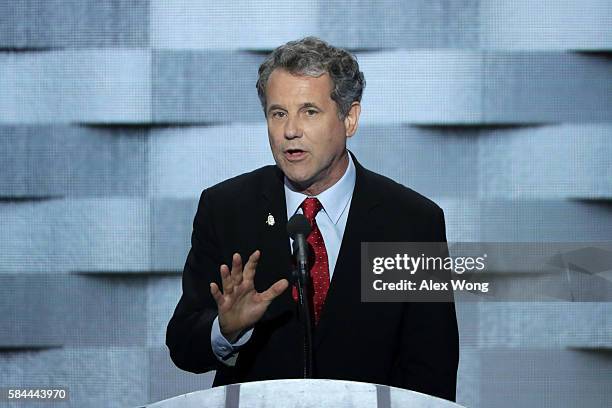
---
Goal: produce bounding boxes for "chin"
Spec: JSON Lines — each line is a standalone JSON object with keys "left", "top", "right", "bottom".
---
{"left": 284, "top": 170, "right": 315, "bottom": 188}
{"left": 279, "top": 163, "right": 309, "bottom": 180}
{"left": 285, "top": 173, "right": 311, "bottom": 186}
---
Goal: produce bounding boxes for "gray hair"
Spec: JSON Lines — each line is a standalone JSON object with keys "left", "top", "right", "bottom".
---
{"left": 256, "top": 37, "right": 366, "bottom": 120}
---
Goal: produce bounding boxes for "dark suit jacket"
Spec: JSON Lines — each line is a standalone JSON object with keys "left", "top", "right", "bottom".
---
{"left": 166, "top": 153, "right": 459, "bottom": 401}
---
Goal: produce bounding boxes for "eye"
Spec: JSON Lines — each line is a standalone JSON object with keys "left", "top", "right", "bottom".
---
{"left": 271, "top": 111, "right": 286, "bottom": 119}
{"left": 305, "top": 109, "right": 318, "bottom": 116}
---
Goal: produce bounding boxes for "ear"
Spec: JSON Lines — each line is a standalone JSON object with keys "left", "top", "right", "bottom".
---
{"left": 343, "top": 102, "right": 361, "bottom": 138}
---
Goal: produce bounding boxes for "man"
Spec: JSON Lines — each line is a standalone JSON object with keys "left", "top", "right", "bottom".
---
{"left": 166, "top": 37, "right": 459, "bottom": 401}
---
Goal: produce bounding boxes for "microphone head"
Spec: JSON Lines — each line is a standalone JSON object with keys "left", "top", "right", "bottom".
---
{"left": 287, "top": 213, "right": 311, "bottom": 238}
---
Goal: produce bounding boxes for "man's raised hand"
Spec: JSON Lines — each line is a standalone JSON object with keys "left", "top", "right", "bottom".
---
{"left": 209, "top": 250, "right": 288, "bottom": 342}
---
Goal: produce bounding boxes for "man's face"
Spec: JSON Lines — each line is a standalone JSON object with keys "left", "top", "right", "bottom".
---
{"left": 265, "top": 69, "right": 359, "bottom": 195}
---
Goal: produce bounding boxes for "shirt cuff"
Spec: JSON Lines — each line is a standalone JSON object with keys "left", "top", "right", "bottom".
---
{"left": 211, "top": 315, "right": 254, "bottom": 365}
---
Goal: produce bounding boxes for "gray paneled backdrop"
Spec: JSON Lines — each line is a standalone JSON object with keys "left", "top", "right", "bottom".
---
{"left": 1, "top": 1, "right": 611, "bottom": 407}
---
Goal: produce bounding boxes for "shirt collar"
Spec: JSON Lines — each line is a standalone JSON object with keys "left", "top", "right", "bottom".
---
{"left": 284, "top": 151, "right": 356, "bottom": 225}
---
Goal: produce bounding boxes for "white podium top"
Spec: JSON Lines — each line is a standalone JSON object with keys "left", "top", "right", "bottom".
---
{"left": 145, "top": 379, "right": 464, "bottom": 408}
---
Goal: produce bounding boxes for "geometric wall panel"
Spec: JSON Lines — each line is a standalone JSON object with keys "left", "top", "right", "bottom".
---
{"left": 0, "top": 125, "right": 147, "bottom": 198}
{"left": 455, "top": 347, "right": 481, "bottom": 408}
{"left": 0, "top": 274, "right": 65, "bottom": 348}
{"left": 150, "top": 199, "right": 198, "bottom": 271}
{"left": 150, "top": 0, "right": 481, "bottom": 51}
{"left": 481, "top": 0, "right": 612, "bottom": 50}
{"left": 348, "top": 125, "right": 478, "bottom": 198}
{"left": 147, "top": 277, "right": 182, "bottom": 348}
{"left": 433, "top": 198, "right": 482, "bottom": 243}
{"left": 0, "top": 199, "right": 150, "bottom": 273}
{"left": 357, "top": 50, "right": 483, "bottom": 125}
{"left": 0, "top": 347, "right": 148, "bottom": 407}
{"left": 319, "top": 0, "right": 479, "bottom": 49}
{"left": 0, "top": 0, "right": 148, "bottom": 49}
{"left": 0, "top": 50, "right": 150, "bottom": 124}
{"left": 479, "top": 349, "right": 612, "bottom": 408}
{"left": 433, "top": 199, "right": 612, "bottom": 243}
{"left": 148, "top": 125, "right": 273, "bottom": 198}
{"left": 152, "top": 51, "right": 264, "bottom": 124}
{"left": 149, "top": 48, "right": 612, "bottom": 126}
{"left": 455, "top": 302, "right": 481, "bottom": 348}
{"left": 0, "top": 274, "right": 148, "bottom": 347}
{"left": 483, "top": 53, "right": 612, "bottom": 123}
{"left": 151, "top": 123, "right": 607, "bottom": 201}
{"left": 477, "top": 303, "right": 612, "bottom": 348}
{"left": 478, "top": 124, "right": 612, "bottom": 199}
{"left": 150, "top": 0, "right": 317, "bottom": 50}
{"left": 358, "top": 51, "right": 612, "bottom": 125}
{"left": 479, "top": 200, "right": 612, "bottom": 242}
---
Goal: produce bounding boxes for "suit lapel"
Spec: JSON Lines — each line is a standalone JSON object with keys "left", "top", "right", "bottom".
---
{"left": 256, "top": 166, "right": 294, "bottom": 318}
{"left": 314, "top": 155, "right": 382, "bottom": 348}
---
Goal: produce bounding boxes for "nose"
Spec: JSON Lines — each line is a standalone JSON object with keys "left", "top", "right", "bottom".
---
{"left": 284, "top": 115, "right": 302, "bottom": 139}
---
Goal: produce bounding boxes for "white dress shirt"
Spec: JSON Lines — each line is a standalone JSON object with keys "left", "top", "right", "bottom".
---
{"left": 211, "top": 152, "right": 356, "bottom": 364}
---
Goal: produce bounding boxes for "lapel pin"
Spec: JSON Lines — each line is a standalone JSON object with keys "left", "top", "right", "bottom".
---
{"left": 266, "top": 213, "right": 275, "bottom": 226}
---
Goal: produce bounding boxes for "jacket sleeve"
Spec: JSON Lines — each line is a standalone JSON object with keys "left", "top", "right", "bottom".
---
{"left": 391, "top": 207, "right": 460, "bottom": 401}
{"left": 166, "top": 189, "right": 227, "bottom": 373}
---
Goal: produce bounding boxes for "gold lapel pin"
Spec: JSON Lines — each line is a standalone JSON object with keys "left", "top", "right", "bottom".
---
{"left": 266, "top": 213, "right": 275, "bottom": 226}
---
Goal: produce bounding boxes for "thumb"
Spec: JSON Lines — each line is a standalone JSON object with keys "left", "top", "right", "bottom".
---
{"left": 260, "top": 278, "right": 289, "bottom": 302}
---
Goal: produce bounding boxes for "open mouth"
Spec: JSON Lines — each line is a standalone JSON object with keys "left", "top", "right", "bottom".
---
{"left": 285, "top": 149, "right": 307, "bottom": 161}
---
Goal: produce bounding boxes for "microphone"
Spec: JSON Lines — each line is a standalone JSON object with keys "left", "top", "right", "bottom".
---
{"left": 286, "top": 213, "right": 313, "bottom": 378}
{"left": 287, "top": 214, "right": 311, "bottom": 275}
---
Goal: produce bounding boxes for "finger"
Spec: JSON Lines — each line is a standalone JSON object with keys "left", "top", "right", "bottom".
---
{"left": 230, "top": 253, "right": 243, "bottom": 286}
{"left": 234, "top": 252, "right": 250, "bottom": 287}
{"left": 260, "top": 278, "right": 289, "bottom": 302}
{"left": 220, "top": 264, "right": 233, "bottom": 294}
{"left": 210, "top": 282, "right": 225, "bottom": 307}
{"left": 223, "top": 264, "right": 237, "bottom": 295}
{"left": 242, "top": 250, "right": 260, "bottom": 283}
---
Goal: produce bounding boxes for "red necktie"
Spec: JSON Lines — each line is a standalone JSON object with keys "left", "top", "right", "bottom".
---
{"left": 292, "top": 197, "right": 330, "bottom": 324}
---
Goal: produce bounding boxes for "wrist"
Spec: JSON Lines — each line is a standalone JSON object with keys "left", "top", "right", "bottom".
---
{"left": 220, "top": 327, "right": 241, "bottom": 343}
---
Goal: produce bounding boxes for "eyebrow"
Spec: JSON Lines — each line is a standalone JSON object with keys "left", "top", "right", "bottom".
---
{"left": 267, "top": 102, "right": 321, "bottom": 113}
{"left": 301, "top": 102, "right": 320, "bottom": 110}
{"left": 267, "top": 104, "right": 285, "bottom": 114}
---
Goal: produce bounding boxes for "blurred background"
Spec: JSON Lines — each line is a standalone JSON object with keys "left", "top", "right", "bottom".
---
{"left": 0, "top": 1, "right": 611, "bottom": 407}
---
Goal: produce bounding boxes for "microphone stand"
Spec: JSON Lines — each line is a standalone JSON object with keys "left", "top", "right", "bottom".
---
{"left": 293, "top": 240, "right": 313, "bottom": 378}
{"left": 287, "top": 214, "right": 314, "bottom": 378}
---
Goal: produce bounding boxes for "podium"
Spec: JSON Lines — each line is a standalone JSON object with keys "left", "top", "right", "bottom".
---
{"left": 144, "top": 379, "right": 464, "bottom": 407}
